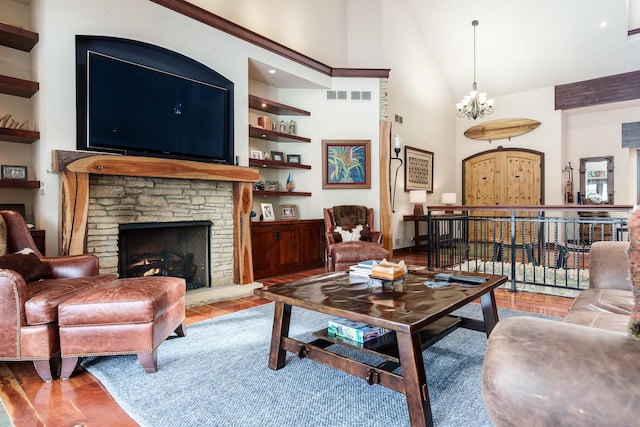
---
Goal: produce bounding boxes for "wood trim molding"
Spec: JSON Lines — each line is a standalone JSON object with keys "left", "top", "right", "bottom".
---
{"left": 54, "top": 151, "right": 256, "bottom": 284}
{"left": 555, "top": 70, "right": 640, "bottom": 110}
{"left": 149, "top": 0, "right": 390, "bottom": 79}
{"left": 379, "top": 121, "right": 393, "bottom": 257}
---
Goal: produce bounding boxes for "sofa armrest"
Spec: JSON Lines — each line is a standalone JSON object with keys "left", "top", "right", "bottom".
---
{"left": 0, "top": 269, "right": 28, "bottom": 357}
{"left": 589, "top": 241, "right": 631, "bottom": 290}
{"left": 483, "top": 316, "right": 639, "bottom": 427}
{"left": 41, "top": 254, "right": 100, "bottom": 279}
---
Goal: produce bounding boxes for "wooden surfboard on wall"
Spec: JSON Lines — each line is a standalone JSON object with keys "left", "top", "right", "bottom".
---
{"left": 464, "top": 118, "right": 541, "bottom": 141}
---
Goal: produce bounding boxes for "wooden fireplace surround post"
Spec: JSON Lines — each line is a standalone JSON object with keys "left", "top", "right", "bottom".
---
{"left": 52, "top": 150, "right": 259, "bottom": 284}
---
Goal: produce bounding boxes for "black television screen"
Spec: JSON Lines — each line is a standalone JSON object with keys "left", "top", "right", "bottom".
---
{"left": 86, "top": 51, "right": 230, "bottom": 163}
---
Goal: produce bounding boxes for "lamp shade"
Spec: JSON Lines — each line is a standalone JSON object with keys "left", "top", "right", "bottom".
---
{"left": 442, "top": 193, "right": 457, "bottom": 205}
{"left": 409, "top": 190, "right": 427, "bottom": 204}
{"left": 409, "top": 190, "right": 427, "bottom": 216}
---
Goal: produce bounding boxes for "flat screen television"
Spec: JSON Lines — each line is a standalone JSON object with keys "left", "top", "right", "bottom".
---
{"left": 76, "top": 36, "right": 234, "bottom": 164}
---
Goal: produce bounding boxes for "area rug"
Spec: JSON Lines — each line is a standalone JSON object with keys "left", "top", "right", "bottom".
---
{"left": 84, "top": 303, "right": 556, "bottom": 427}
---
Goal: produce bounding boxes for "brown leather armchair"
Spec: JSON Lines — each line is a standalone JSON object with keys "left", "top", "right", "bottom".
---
{"left": 323, "top": 205, "right": 389, "bottom": 271}
{"left": 0, "top": 210, "right": 116, "bottom": 381}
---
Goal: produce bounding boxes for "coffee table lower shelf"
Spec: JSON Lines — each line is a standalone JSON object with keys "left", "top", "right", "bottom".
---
{"left": 311, "top": 315, "right": 462, "bottom": 363}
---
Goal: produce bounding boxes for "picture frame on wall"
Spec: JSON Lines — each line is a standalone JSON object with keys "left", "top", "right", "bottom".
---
{"left": 261, "top": 203, "right": 275, "bottom": 221}
{"left": 280, "top": 204, "right": 298, "bottom": 220}
{"left": 404, "top": 146, "right": 434, "bottom": 193}
{"left": 322, "top": 139, "right": 371, "bottom": 189}
{"left": 1, "top": 165, "right": 27, "bottom": 180}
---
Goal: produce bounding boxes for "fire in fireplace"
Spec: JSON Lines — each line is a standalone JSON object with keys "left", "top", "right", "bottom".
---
{"left": 118, "top": 221, "right": 212, "bottom": 290}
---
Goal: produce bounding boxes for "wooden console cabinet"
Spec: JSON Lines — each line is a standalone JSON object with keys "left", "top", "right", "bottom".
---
{"left": 251, "top": 219, "right": 324, "bottom": 279}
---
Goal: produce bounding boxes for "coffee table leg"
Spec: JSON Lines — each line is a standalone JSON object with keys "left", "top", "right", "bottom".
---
{"left": 479, "top": 290, "right": 499, "bottom": 336}
{"left": 396, "top": 331, "right": 433, "bottom": 427}
{"left": 268, "top": 302, "right": 292, "bottom": 370}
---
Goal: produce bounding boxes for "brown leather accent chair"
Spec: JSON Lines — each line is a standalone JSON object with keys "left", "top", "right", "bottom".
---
{"left": 323, "top": 205, "right": 389, "bottom": 272}
{"left": 0, "top": 210, "right": 117, "bottom": 381}
{"left": 482, "top": 241, "right": 639, "bottom": 426}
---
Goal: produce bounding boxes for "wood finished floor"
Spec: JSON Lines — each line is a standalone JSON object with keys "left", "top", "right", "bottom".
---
{"left": 0, "top": 252, "right": 573, "bottom": 426}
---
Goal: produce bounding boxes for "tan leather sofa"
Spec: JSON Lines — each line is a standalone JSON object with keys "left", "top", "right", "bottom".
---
{"left": 0, "top": 210, "right": 117, "bottom": 381}
{"left": 482, "top": 241, "right": 638, "bottom": 426}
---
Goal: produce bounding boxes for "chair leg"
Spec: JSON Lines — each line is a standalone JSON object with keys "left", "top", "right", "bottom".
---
{"left": 60, "top": 357, "right": 82, "bottom": 380}
{"left": 137, "top": 350, "right": 158, "bottom": 373}
{"left": 174, "top": 321, "right": 187, "bottom": 337}
{"left": 33, "top": 358, "right": 56, "bottom": 382}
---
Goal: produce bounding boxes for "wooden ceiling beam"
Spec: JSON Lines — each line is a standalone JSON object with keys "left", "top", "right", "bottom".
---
{"left": 555, "top": 70, "right": 640, "bottom": 110}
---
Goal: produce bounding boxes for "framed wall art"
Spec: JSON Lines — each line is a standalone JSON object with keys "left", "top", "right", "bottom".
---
{"left": 404, "top": 146, "right": 433, "bottom": 193}
{"left": 322, "top": 139, "right": 371, "bottom": 189}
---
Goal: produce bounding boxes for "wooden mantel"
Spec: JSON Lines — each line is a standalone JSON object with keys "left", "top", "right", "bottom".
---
{"left": 52, "top": 150, "right": 259, "bottom": 284}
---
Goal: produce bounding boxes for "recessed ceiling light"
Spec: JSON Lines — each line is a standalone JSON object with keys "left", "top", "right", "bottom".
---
{"left": 268, "top": 69, "right": 277, "bottom": 74}
{"left": 600, "top": 21, "right": 608, "bottom": 28}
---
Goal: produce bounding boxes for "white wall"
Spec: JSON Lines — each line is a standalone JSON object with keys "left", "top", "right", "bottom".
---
{"left": 25, "top": 0, "right": 382, "bottom": 255}
{"left": 564, "top": 101, "right": 640, "bottom": 207}
{"left": 455, "top": 87, "right": 564, "bottom": 205}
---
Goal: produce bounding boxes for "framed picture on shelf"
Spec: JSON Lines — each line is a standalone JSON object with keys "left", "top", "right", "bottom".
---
{"left": 261, "top": 203, "right": 275, "bottom": 221}
{"left": 322, "top": 139, "right": 371, "bottom": 189}
{"left": 250, "top": 150, "right": 263, "bottom": 160}
{"left": 271, "top": 151, "right": 284, "bottom": 162}
{"left": 287, "top": 154, "right": 301, "bottom": 164}
{"left": 404, "top": 146, "right": 434, "bottom": 193}
{"left": 280, "top": 204, "right": 298, "bottom": 220}
{"left": 1, "top": 165, "right": 27, "bottom": 180}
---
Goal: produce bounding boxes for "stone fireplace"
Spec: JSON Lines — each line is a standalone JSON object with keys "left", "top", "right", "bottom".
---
{"left": 87, "top": 175, "right": 234, "bottom": 288}
{"left": 54, "top": 151, "right": 260, "bottom": 306}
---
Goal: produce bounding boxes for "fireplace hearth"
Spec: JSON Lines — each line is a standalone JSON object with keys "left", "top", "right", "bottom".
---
{"left": 119, "top": 221, "right": 212, "bottom": 290}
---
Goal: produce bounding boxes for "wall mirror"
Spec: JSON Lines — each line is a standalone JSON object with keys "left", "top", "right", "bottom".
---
{"left": 579, "top": 156, "right": 614, "bottom": 204}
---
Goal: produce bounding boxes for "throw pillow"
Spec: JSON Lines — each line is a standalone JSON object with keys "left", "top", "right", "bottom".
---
{"left": 333, "top": 225, "right": 364, "bottom": 242}
{"left": 0, "top": 215, "right": 6, "bottom": 256}
{"left": 0, "top": 251, "right": 49, "bottom": 282}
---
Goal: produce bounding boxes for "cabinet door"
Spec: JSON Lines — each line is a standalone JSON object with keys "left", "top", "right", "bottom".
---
{"left": 251, "top": 223, "right": 280, "bottom": 279}
{"left": 298, "top": 222, "right": 324, "bottom": 267}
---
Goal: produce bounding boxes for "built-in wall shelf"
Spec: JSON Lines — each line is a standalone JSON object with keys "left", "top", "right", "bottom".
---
{"left": 0, "top": 22, "right": 38, "bottom": 52}
{"left": 0, "top": 74, "right": 39, "bottom": 98}
{"left": 249, "top": 94, "right": 310, "bottom": 116}
{"left": 0, "top": 127, "right": 40, "bottom": 144}
{"left": 249, "top": 125, "right": 311, "bottom": 143}
{"left": 249, "top": 158, "right": 311, "bottom": 170}
{"left": 253, "top": 190, "right": 312, "bottom": 197}
{"left": 0, "top": 179, "right": 40, "bottom": 189}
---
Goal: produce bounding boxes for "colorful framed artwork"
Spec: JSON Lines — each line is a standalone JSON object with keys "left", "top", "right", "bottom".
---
{"left": 404, "top": 145, "right": 434, "bottom": 193}
{"left": 322, "top": 139, "right": 371, "bottom": 189}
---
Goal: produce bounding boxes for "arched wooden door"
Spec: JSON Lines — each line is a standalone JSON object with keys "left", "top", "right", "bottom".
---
{"left": 463, "top": 147, "right": 544, "bottom": 244}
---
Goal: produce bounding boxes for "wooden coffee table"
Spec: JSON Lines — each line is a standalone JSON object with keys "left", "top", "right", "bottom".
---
{"left": 254, "top": 269, "right": 507, "bottom": 427}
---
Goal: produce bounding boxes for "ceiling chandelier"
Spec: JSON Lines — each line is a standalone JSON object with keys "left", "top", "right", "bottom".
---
{"left": 456, "top": 20, "right": 494, "bottom": 120}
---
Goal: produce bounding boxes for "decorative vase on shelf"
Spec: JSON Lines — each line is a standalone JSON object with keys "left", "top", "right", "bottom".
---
{"left": 285, "top": 173, "right": 295, "bottom": 192}
{"left": 279, "top": 120, "right": 286, "bottom": 133}
{"left": 288, "top": 120, "right": 297, "bottom": 135}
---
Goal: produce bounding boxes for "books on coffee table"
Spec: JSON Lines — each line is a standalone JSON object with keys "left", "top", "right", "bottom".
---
{"left": 328, "top": 317, "right": 390, "bottom": 343}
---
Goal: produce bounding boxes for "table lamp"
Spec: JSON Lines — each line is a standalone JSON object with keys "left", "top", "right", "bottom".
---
{"left": 409, "top": 190, "right": 427, "bottom": 215}
{"left": 442, "top": 193, "right": 457, "bottom": 214}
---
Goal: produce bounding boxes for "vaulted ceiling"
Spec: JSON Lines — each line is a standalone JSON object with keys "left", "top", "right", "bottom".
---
{"left": 407, "top": 0, "right": 640, "bottom": 99}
